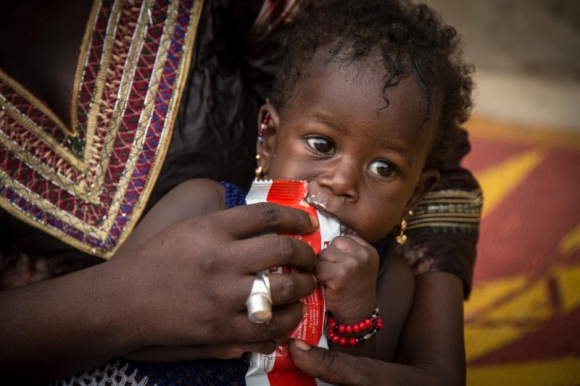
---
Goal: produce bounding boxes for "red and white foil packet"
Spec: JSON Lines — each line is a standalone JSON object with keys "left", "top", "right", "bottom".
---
{"left": 245, "top": 180, "right": 339, "bottom": 386}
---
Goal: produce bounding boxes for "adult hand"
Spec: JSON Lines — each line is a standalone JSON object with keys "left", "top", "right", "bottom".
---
{"left": 0, "top": 203, "right": 318, "bottom": 380}
{"left": 124, "top": 341, "right": 280, "bottom": 362}
{"left": 113, "top": 202, "right": 319, "bottom": 350}
{"left": 288, "top": 339, "right": 443, "bottom": 386}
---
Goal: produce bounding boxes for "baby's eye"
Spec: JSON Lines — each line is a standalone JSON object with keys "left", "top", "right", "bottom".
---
{"left": 306, "top": 137, "right": 335, "bottom": 155}
{"left": 368, "top": 160, "right": 397, "bottom": 178}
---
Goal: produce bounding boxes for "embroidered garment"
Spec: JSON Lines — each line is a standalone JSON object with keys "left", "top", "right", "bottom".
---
{"left": 0, "top": 0, "right": 203, "bottom": 258}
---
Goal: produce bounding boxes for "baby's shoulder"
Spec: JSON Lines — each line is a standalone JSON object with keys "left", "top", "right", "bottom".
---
{"left": 168, "top": 178, "right": 227, "bottom": 213}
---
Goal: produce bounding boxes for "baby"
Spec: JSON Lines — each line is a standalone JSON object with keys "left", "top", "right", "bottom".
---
{"left": 116, "top": 0, "right": 473, "bottom": 380}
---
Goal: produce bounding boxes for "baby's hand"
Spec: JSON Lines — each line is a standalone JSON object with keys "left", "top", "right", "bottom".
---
{"left": 315, "top": 235, "right": 379, "bottom": 324}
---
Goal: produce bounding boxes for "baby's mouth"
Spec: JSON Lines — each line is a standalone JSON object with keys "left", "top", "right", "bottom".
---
{"left": 304, "top": 193, "right": 356, "bottom": 237}
{"left": 340, "top": 224, "right": 357, "bottom": 236}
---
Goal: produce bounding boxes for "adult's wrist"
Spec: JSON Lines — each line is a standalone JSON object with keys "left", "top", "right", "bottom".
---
{"left": 103, "top": 255, "right": 151, "bottom": 351}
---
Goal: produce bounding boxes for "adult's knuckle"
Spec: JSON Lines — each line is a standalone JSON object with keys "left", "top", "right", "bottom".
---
{"left": 255, "top": 202, "right": 282, "bottom": 225}
{"left": 189, "top": 215, "right": 215, "bottom": 233}
{"left": 200, "top": 277, "right": 221, "bottom": 302}
{"left": 259, "top": 322, "right": 280, "bottom": 341}
{"left": 319, "top": 351, "right": 366, "bottom": 386}
{"left": 320, "top": 349, "right": 341, "bottom": 375}
{"left": 277, "top": 276, "right": 298, "bottom": 299}
{"left": 272, "top": 236, "right": 295, "bottom": 263}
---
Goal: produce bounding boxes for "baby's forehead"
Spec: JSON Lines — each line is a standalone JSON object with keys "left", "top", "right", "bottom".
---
{"left": 296, "top": 57, "right": 436, "bottom": 124}
{"left": 283, "top": 58, "right": 440, "bottom": 160}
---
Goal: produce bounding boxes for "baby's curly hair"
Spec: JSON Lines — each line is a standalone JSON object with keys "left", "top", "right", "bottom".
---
{"left": 270, "top": 0, "right": 474, "bottom": 167}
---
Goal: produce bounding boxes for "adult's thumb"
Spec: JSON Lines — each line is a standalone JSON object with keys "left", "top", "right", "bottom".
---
{"left": 288, "top": 339, "right": 371, "bottom": 386}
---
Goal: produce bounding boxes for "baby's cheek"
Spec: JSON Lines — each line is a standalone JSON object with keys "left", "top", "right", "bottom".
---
{"left": 270, "top": 157, "right": 310, "bottom": 180}
{"left": 360, "top": 208, "right": 399, "bottom": 242}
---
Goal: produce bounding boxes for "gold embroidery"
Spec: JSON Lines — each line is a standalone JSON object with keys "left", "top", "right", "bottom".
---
{"left": 408, "top": 189, "right": 483, "bottom": 231}
{"left": 0, "top": 0, "right": 205, "bottom": 258}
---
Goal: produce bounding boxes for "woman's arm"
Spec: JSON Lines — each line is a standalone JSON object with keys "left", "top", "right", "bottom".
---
{"left": 0, "top": 254, "right": 141, "bottom": 382}
{"left": 0, "top": 202, "right": 320, "bottom": 382}
{"left": 289, "top": 271, "right": 465, "bottom": 385}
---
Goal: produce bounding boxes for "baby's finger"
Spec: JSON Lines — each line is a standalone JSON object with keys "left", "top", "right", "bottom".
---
{"left": 313, "top": 260, "right": 339, "bottom": 286}
{"left": 340, "top": 233, "right": 369, "bottom": 247}
{"left": 317, "top": 240, "right": 350, "bottom": 263}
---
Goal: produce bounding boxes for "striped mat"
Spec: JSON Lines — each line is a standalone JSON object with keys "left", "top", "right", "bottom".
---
{"left": 463, "top": 116, "right": 580, "bottom": 385}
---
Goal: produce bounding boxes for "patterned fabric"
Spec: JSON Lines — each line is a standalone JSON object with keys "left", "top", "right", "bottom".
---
{"left": 0, "top": 0, "right": 203, "bottom": 258}
{"left": 53, "top": 359, "right": 149, "bottom": 386}
{"left": 55, "top": 358, "right": 250, "bottom": 386}
{"left": 403, "top": 186, "right": 482, "bottom": 298}
{"left": 125, "top": 358, "right": 249, "bottom": 386}
{"left": 408, "top": 189, "right": 483, "bottom": 234}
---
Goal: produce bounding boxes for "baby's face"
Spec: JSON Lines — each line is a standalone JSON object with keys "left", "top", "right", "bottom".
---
{"left": 262, "top": 59, "right": 439, "bottom": 242}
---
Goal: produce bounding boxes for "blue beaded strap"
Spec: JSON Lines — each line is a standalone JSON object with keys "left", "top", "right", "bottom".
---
{"left": 124, "top": 356, "right": 250, "bottom": 385}
{"left": 222, "top": 181, "right": 248, "bottom": 209}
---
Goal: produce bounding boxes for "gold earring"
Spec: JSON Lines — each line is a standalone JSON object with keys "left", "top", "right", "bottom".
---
{"left": 396, "top": 210, "right": 413, "bottom": 245}
{"left": 255, "top": 166, "right": 263, "bottom": 180}
{"left": 255, "top": 155, "right": 265, "bottom": 180}
{"left": 396, "top": 219, "right": 407, "bottom": 245}
{"left": 255, "top": 166, "right": 266, "bottom": 181}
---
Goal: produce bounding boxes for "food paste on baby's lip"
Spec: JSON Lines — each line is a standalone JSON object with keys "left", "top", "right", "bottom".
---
{"left": 305, "top": 191, "right": 329, "bottom": 210}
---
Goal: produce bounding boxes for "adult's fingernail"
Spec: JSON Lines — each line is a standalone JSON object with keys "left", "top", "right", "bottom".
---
{"left": 301, "top": 302, "right": 308, "bottom": 316}
{"left": 309, "top": 214, "right": 319, "bottom": 228}
{"left": 294, "top": 339, "right": 311, "bottom": 351}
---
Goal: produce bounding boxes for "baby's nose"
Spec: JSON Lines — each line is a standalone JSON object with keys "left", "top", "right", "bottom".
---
{"left": 313, "top": 160, "right": 360, "bottom": 202}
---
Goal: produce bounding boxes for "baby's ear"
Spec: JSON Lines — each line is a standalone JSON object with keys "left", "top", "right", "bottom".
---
{"left": 256, "top": 104, "right": 281, "bottom": 175}
{"left": 405, "top": 168, "right": 441, "bottom": 212}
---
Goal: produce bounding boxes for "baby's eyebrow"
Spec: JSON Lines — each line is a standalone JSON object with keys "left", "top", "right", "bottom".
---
{"left": 378, "top": 139, "right": 414, "bottom": 166}
{"left": 308, "top": 113, "right": 350, "bottom": 134}
{"left": 379, "top": 137, "right": 414, "bottom": 165}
